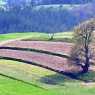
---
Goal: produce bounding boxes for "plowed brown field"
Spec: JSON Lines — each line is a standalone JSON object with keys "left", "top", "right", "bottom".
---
{"left": 0, "top": 41, "right": 82, "bottom": 73}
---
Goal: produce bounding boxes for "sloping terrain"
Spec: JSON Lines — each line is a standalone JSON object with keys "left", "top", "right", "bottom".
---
{"left": 2, "top": 41, "right": 73, "bottom": 53}
{"left": 1, "top": 59, "right": 95, "bottom": 95}
{"left": 0, "top": 2, "right": 95, "bottom": 33}
{"left": 0, "top": 40, "right": 82, "bottom": 73}
{"left": 0, "top": 32, "right": 95, "bottom": 95}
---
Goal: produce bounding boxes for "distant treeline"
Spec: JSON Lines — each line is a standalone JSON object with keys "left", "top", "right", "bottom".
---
{"left": 38, "top": 0, "right": 93, "bottom": 5}
{"left": 0, "top": 4, "right": 95, "bottom": 34}
{"left": 6, "top": 0, "right": 94, "bottom": 7}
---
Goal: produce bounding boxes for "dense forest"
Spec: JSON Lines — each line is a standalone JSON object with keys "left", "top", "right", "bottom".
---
{"left": 0, "top": 0, "right": 95, "bottom": 33}
{"left": 5, "top": 0, "right": 94, "bottom": 7}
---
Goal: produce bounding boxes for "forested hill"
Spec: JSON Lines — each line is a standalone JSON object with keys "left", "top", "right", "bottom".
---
{"left": 0, "top": 0, "right": 95, "bottom": 34}
{"left": 0, "top": 0, "right": 94, "bottom": 9}
{"left": 32, "top": 0, "right": 93, "bottom": 5}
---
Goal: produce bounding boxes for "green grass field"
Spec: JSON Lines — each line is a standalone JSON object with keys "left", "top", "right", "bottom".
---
{"left": 0, "top": 60, "right": 95, "bottom": 95}
{"left": 0, "top": 32, "right": 49, "bottom": 41}
{"left": 0, "top": 32, "right": 73, "bottom": 42}
{"left": 0, "top": 32, "right": 95, "bottom": 95}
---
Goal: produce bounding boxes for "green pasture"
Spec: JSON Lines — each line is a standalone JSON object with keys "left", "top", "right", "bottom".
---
{"left": 0, "top": 32, "right": 73, "bottom": 42}
{"left": 0, "top": 32, "right": 95, "bottom": 95}
{"left": 0, "top": 60, "right": 95, "bottom": 95}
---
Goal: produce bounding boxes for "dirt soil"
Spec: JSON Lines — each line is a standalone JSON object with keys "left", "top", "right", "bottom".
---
{"left": 0, "top": 41, "right": 85, "bottom": 73}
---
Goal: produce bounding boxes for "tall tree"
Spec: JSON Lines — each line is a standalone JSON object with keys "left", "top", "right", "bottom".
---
{"left": 71, "top": 19, "right": 95, "bottom": 74}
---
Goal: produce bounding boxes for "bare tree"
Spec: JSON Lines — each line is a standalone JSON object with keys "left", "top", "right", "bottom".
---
{"left": 71, "top": 19, "right": 95, "bottom": 74}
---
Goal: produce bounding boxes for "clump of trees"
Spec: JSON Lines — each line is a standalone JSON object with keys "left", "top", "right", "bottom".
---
{"left": 71, "top": 19, "right": 95, "bottom": 74}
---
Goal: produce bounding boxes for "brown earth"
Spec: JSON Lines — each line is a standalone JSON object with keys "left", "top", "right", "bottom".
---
{"left": 0, "top": 41, "right": 84, "bottom": 73}
{"left": 2, "top": 41, "right": 73, "bottom": 54}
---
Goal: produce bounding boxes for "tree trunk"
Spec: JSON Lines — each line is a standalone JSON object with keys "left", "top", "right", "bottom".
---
{"left": 81, "top": 47, "right": 89, "bottom": 74}
{"left": 81, "top": 59, "right": 89, "bottom": 73}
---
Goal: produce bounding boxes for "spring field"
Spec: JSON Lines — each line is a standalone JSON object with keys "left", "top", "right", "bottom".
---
{"left": 0, "top": 32, "right": 95, "bottom": 95}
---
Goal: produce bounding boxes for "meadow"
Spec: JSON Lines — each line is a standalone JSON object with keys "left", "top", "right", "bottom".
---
{"left": 0, "top": 32, "right": 73, "bottom": 42}
{"left": 0, "top": 32, "right": 95, "bottom": 95}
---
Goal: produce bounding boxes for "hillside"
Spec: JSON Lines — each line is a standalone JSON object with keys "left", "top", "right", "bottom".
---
{"left": 1, "top": 0, "right": 94, "bottom": 8}
{"left": 0, "top": 31, "right": 95, "bottom": 95}
{"left": 0, "top": 3, "right": 95, "bottom": 34}
{"left": 0, "top": 0, "right": 95, "bottom": 34}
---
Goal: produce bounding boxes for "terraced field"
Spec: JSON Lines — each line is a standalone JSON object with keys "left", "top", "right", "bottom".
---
{"left": 0, "top": 32, "right": 95, "bottom": 95}
{"left": 0, "top": 40, "right": 82, "bottom": 73}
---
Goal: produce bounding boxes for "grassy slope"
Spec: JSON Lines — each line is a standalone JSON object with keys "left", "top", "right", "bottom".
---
{"left": 0, "top": 32, "right": 95, "bottom": 95}
{"left": 0, "top": 75, "right": 46, "bottom": 95}
{"left": 0, "top": 32, "right": 49, "bottom": 41}
{"left": 0, "top": 60, "right": 95, "bottom": 95}
{"left": 0, "top": 75, "right": 95, "bottom": 95}
{"left": 0, "top": 32, "right": 73, "bottom": 42}
{"left": 0, "top": 60, "right": 54, "bottom": 95}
